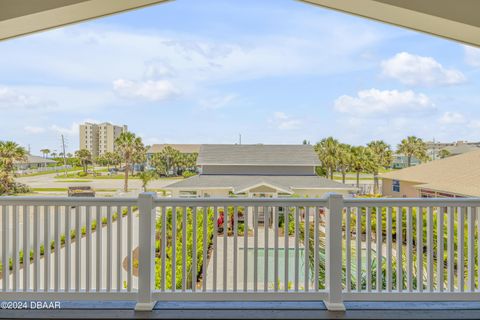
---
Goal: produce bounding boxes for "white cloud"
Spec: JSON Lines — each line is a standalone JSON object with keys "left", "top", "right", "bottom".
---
{"left": 113, "top": 78, "right": 179, "bottom": 101}
{"left": 269, "top": 112, "right": 302, "bottom": 130}
{"left": 24, "top": 126, "right": 46, "bottom": 134}
{"left": 334, "top": 88, "right": 435, "bottom": 116}
{"left": 438, "top": 112, "right": 466, "bottom": 125}
{"left": 381, "top": 52, "right": 466, "bottom": 86}
{"left": 464, "top": 45, "right": 480, "bottom": 68}
{"left": 199, "top": 94, "right": 237, "bottom": 110}
{"left": 0, "top": 86, "right": 55, "bottom": 110}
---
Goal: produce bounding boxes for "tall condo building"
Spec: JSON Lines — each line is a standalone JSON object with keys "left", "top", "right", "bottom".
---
{"left": 79, "top": 122, "right": 128, "bottom": 157}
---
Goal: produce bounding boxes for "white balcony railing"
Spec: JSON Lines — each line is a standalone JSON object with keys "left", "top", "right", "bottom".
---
{"left": 1, "top": 194, "right": 480, "bottom": 311}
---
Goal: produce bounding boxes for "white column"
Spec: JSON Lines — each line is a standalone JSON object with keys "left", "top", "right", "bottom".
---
{"left": 135, "top": 192, "right": 157, "bottom": 311}
{"left": 324, "top": 193, "right": 346, "bottom": 311}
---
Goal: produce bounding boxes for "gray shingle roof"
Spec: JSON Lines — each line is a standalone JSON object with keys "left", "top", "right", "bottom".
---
{"left": 197, "top": 144, "right": 321, "bottom": 166}
{"left": 165, "top": 175, "right": 354, "bottom": 193}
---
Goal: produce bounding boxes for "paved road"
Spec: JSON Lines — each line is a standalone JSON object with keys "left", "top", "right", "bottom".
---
{"left": 15, "top": 172, "right": 181, "bottom": 196}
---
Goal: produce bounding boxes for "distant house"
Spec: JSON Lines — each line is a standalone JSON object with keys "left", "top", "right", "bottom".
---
{"left": 15, "top": 155, "right": 56, "bottom": 170}
{"left": 165, "top": 144, "right": 355, "bottom": 198}
{"left": 381, "top": 149, "right": 480, "bottom": 198}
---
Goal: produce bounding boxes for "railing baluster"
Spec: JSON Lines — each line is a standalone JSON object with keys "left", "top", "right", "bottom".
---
{"left": 116, "top": 205, "right": 122, "bottom": 292}
{"left": 437, "top": 207, "right": 444, "bottom": 292}
{"left": 202, "top": 206, "right": 208, "bottom": 292}
{"left": 376, "top": 206, "right": 382, "bottom": 292}
{"left": 426, "top": 207, "right": 434, "bottom": 292}
{"left": 264, "top": 205, "right": 269, "bottom": 292}
{"left": 127, "top": 206, "right": 133, "bottom": 292}
{"left": 477, "top": 207, "right": 480, "bottom": 292}
{"left": 233, "top": 206, "right": 238, "bottom": 292}
{"left": 76, "top": 206, "right": 81, "bottom": 292}
{"left": 23, "top": 205, "right": 30, "bottom": 292}
{"left": 107, "top": 206, "right": 112, "bottom": 292}
{"left": 96, "top": 206, "right": 102, "bottom": 292}
{"left": 396, "top": 206, "right": 402, "bottom": 292}
{"left": 65, "top": 206, "right": 71, "bottom": 292}
{"left": 304, "top": 206, "right": 309, "bottom": 291}
{"left": 406, "top": 207, "right": 412, "bottom": 292}
{"left": 243, "top": 206, "right": 249, "bottom": 292}
{"left": 212, "top": 206, "right": 217, "bottom": 292}
{"left": 86, "top": 206, "right": 92, "bottom": 292}
{"left": 223, "top": 206, "right": 228, "bottom": 292}
{"left": 54, "top": 205, "right": 60, "bottom": 292}
{"left": 447, "top": 207, "right": 454, "bottom": 292}
{"left": 274, "top": 206, "right": 279, "bottom": 292}
{"left": 34, "top": 206, "right": 40, "bottom": 292}
{"left": 160, "top": 206, "right": 166, "bottom": 292}
{"left": 458, "top": 207, "right": 465, "bottom": 292}
{"left": 2, "top": 205, "right": 8, "bottom": 292}
{"left": 182, "top": 206, "right": 187, "bottom": 291}
{"left": 356, "top": 207, "right": 361, "bottom": 292}
{"left": 366, "top": 207, "right": 371, "bottom": 292}
{"left": 386, "top": 206, "right": 392, "bottom": 292}
{"left": 417, "top": 206, "right": 423, "bottom": 292}
{"left": 314, "top": 206, "right": 320, "bottom": 292}
{"left": 12, "top": 205, "right": 19, "bottom": 292}
{"left": 284, "top": 206, "right": 289, "bottom": 292}
{"left": 467, "top": 207, "right": 475, "bottom": 292}
{"left": 172, "top": 206, "right": 177, "bottom": 292}
{"left": 294, "top": 206, "right": 299, "bottom": 292}
{"left": 44, "top": 206, "right": 51, "bottom": 292}
{"left": 192, "top": 206, "right": 197, "bottom": 292}
{"left": 254, "top": 206, "right": 258, "bottom": 292}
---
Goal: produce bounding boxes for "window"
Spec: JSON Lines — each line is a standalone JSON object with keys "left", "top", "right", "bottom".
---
{"left": 392, "top": 179, "right": 400, "bottom": 192}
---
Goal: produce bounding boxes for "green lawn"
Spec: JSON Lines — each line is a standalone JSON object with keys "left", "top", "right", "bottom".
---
{"left": 32, "top": 187, "right": 118, "bottom": 192}
{"left": 17, "top": 166, "right": 84, "bottom": 177}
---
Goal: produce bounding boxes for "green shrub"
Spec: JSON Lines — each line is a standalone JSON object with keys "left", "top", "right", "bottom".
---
{"left": 182, "top": 171, "right": 196, "bottom": 178}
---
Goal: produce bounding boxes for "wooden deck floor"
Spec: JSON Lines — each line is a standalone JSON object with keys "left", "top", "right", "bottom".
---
{"left": 2, "top": 301, "right": 480, "bottom": 319}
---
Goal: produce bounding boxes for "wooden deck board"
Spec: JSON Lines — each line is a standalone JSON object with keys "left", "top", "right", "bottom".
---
{"left": 2, "top": 301, "right": 480, "bottom": 319}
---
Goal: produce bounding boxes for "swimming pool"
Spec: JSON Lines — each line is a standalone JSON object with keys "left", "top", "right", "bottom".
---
{"left": 241, "top": 247, "right": 309, "bottom": 288}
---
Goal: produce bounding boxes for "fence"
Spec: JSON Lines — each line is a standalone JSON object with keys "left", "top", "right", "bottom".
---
{"left": 1, "top": 194, "right": 479, "bottom": 311}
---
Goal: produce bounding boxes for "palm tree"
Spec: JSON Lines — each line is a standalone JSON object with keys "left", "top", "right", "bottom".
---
{"left": 75, "top": 149, "right": 92, "bottom": 173}
{"left": 138, "top": 170, "right": 157, "bottom": 192}
{"left": 336, "top": 144, "right": 352, "bottom": 184}
{"left": 367, "top": 140, "right": 393, "bottom": 193}
{"left": 115, "top": 132, "right": 144, "bottom": 192}
{"left": 397, "top": 136, "right": 428, "bottom": 167}
{"left": 0, "top": 141, "right": 27, "bottom": 194}
{"left": 314, "top": 137, "right": 340, "bottom": 179}
{"left": 40, "top": 149, "right": 50, "bottom": 159}
{"left": 350, "top": 146, "right": 375, "bottom": 188}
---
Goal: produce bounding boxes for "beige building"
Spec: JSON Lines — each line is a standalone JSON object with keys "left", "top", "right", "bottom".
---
{"left": 165, "top": 144, "right": 355, "bottom": 198}
{"left": 79, "top": 122, "right": 127, "bottom": 157}
{"left": 381, "top": 149, "right": 480, "bottom": 198}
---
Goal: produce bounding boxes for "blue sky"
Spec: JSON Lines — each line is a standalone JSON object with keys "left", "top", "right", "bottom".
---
{"left": 1, "top": 0, "right": 480, "bottom": 155}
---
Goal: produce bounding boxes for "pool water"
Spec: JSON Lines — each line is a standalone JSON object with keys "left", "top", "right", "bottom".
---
{"left": 241, "top": 248, "right": 309, "bottom": 288}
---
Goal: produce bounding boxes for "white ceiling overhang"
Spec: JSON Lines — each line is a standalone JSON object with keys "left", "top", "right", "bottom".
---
{"left": 0, "top": 0, "right": 479, "bottom": 46}
{"left": 0, "top": 0, "right": 170, "bottom": 41}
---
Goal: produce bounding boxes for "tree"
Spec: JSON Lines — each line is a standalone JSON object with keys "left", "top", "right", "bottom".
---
{"left": 438, "top": 149, "right": 451, "bottom": 159}
{"left": 115, "top": 132, "right": 144, "bottom": 192}
{"left": 0, "top": 141, "right": 27, "bottom": 194}
{"left": 397, "top": 136, "right": 428, "bottom": 167}
{"left": 40, "top": 149, "right": 50, "bottom": 159}
{"left": 315, "top": 137, "right": 340, "bottom": 179}
{"left": 350, "top": 146, "right": 375, "bottom": 188}
{"left": 336, "top": 144, "right": 352, "bottom": 184}
{"left": 138, "top": 170, "right": 157, "bottom": 192}
{"left": 150, "top": 146, "right": 181, "bottom": 177}
{"left": 367, "top": 140, "right": 393, "bottom": 194}
{"left": 75, "top": 149, "right": 92, "bottom": 173}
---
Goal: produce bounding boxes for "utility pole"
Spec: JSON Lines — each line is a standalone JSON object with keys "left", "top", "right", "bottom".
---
{"left": 239, "top": 134, "right": 242, "bottom": 145}
{"left": 61, "top": 135, "right": 68, "bottom": 177}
